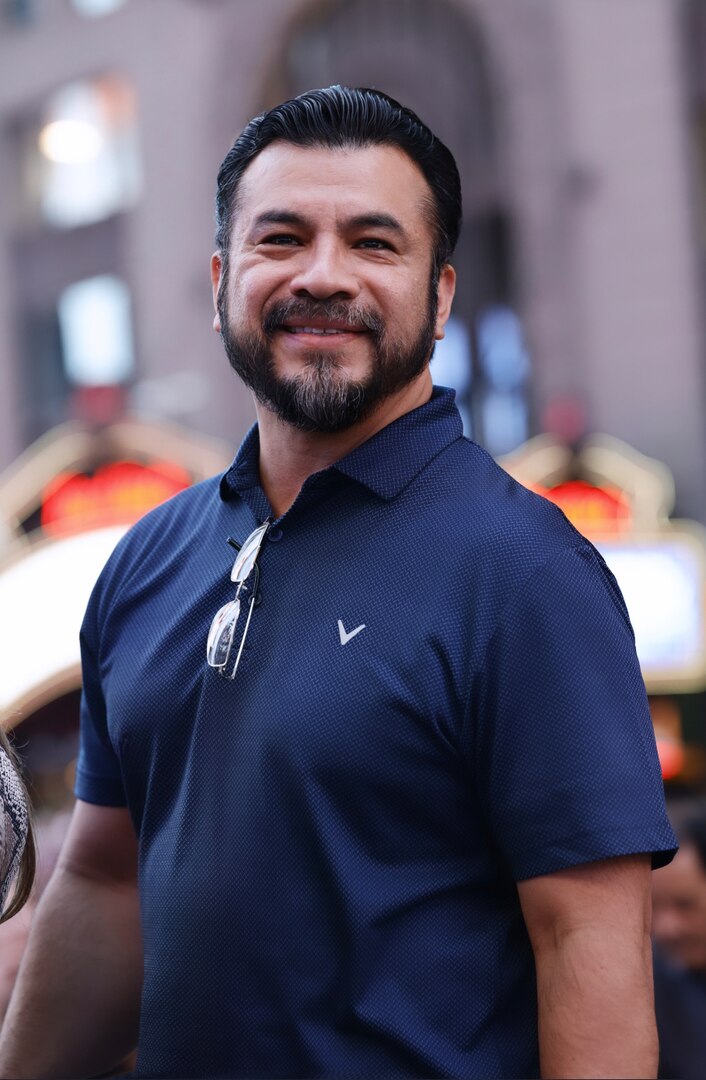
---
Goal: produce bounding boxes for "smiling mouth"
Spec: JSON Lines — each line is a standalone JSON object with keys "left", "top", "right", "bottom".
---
{"left": 264, "top": 301, "right": 382, "bottom": 340}
{"left": 283, "top": 325, "right": 360, "bottom": 336}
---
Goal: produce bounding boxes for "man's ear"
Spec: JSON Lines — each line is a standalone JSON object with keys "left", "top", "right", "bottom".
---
{"left": 434, "top": 264, "right": 456, "bottom": 340}
{"left": 210, "top": 252, "right": 223, "bottom": 332}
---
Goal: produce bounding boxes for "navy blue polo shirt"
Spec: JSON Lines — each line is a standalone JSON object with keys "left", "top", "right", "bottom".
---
{"left": 76, "top": 386, "right": 676, "bottom": 1079}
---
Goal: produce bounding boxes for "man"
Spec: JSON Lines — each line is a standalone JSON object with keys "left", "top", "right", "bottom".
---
{"left": 0, "top": 86, "right": 676, "bottom": 1079}
{"left": 652, "top": 799, "right": 706, "bottom": 1080}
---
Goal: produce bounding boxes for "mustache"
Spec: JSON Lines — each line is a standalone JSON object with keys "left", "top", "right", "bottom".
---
{"left": 262, "top": 299, "right": 384, "bottom": 337}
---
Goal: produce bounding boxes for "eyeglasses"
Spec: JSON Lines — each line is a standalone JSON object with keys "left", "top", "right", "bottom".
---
{"left": 206, "top": 522, "right": 268, "bottom": 679}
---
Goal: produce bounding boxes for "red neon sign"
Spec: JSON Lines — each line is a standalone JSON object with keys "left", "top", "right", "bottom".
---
{"left": 534, "top": 480, "right": 632, "bottom": 537}
{"left": 40, "top": 460, "right": 192, "bottom": 536}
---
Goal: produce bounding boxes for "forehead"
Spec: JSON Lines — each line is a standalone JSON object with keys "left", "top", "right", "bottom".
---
{"left": 235, "top": 142, "right": 434, "bottom": 234}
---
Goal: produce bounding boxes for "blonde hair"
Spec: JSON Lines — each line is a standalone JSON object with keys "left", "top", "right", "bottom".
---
{"left": 0, "top": 726, "right": 36, "bottom": 923}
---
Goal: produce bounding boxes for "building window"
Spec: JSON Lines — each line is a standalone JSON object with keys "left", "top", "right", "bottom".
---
{"left": 69, "top": 0, "right": 128, "bottom": 17}
{"left": 58, "top": 274, "right": 134, "bottom": 387}
{"left": 21, "top": 75, "right": 141, "bottom": 229}
{"left": 476, "top": 306, "right": 531, "bottom": 456}
{"left": 2, "top": 0, "right": 35, "bottom": 25}
{"left": 431, "top": 317, "right": 473, "bottom": 436}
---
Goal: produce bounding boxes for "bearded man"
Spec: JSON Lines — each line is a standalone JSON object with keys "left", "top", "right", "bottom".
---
{"left": 0, "top": 86, "right": 675, "bottom": 1080}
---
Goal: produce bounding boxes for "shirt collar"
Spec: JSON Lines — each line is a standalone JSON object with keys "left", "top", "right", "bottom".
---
{"left": 332, "top": 385, "right": 463, "bottom": 498}
{"left": 220, "top": 386, "right": 463, "bottom": 504}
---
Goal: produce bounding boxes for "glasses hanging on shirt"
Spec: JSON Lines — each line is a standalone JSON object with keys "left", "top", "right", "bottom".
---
{"left": 206, "top": 521, "right": 268, "bottom": 680}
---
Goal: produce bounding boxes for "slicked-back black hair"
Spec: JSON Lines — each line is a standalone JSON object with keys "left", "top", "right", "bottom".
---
{"left": 215, "top": 86, "right": 462, "bottom": 275}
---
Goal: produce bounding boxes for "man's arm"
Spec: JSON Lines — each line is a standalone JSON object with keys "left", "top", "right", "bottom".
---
{"left": 517, "top": 853, "right": 656, "bottom": 1080}
{"left": 0, "top": 800, "right": 142, "bottom": 1080}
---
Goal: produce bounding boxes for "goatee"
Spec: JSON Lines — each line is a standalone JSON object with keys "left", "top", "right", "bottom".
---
{"left": 218, "top": 288, "right": 438, "bottom": 433}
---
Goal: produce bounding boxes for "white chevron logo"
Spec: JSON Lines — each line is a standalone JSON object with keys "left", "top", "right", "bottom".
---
{"left": 338, "top": 619, "right": 366, "bottom": 645}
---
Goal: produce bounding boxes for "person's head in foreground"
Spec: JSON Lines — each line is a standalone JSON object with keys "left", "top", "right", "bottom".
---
{"left": 0, "top": 728, "right": 34, "bottom": 924}
{"left": 210, "top": 84, "right": 460, "bottom": 436}
{"left": 653, "top": 798, "right": 706, "bottom": 971}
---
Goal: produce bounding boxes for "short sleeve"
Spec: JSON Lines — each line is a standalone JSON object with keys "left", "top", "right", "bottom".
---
{"left": 74, "top": 580, "right": 127, "bottom": 807}
{"left": 474, "top": 542, "right": 677, "bottom": 880}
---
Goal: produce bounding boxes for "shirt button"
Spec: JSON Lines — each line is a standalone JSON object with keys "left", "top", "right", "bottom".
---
{"left": 268, "top": 526, "right": 283, "bottom": 542}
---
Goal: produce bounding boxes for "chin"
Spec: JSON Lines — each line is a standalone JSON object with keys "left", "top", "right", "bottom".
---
{"left": 278, "top": 354, "right": 370, "bottom": 381}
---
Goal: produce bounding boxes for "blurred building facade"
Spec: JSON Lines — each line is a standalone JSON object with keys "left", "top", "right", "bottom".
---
{"left": 1, "top": 0, "right": 705, "bottom": 516}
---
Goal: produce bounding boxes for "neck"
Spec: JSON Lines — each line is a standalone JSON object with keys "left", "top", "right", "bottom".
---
{"left": 256, "top": 369, "right": 433, "bottom": 518}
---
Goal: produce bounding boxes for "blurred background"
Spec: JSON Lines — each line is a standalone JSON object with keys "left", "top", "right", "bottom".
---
{"left": 1, "top": 0, "right": 706, "bottom": 873}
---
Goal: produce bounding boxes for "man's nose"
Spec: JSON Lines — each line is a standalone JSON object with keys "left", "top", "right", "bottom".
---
{"left": 288, "top": 241, "right": 360, "bottom": 300}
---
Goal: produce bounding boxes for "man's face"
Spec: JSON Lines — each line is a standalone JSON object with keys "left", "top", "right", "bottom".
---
{"left": 211, "top": 142, "right": 455, "bottom": 432}
{"left": 652, "top": 842, "right": 706, "bottom": 971}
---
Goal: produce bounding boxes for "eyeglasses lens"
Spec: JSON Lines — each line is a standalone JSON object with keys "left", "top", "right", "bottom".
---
{"left": 207, "top": 598, "right": 241, "bottom": 669}
{"left": 231, "top": 523, "right": 268, "bottom": 582}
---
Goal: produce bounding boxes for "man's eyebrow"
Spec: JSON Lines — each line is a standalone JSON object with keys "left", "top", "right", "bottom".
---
{"left": 249, "top": 210, "right": 408, "bottom": 236}
{"left": 250, "top": 210, "right": 312, "bottom": 231}
{"left": 346, "top": 213, "right": 406, "bottom": 235}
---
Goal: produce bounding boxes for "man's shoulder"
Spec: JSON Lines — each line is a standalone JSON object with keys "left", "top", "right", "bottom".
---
{"left": 138, "top": 471, "right": 223, "bottom": 523}
{"left": 87, "top": 474, "right": 225, "bottom": 606}
{"left": 432, "top": 435, "right": 586, "bottom": 562}
{"left": 118, "top": 473, "right": 223, "bottom": 547}
{"left": 415, "top": 435, "right": 630, "bottom": 633}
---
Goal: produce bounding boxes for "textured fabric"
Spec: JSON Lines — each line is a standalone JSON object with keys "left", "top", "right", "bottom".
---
{"left": 76, "top": 386, "right": 676, "bottom": 1079}
{"left": 0, "top": 745, "right": 29, "bottom": 914}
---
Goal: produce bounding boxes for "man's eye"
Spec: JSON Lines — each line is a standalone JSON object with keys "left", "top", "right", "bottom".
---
{"left": 261, "top": 234, "right": 300, "bottom": 246}
{"left": 356, "top": 238, "right": 392, "bottom": 250}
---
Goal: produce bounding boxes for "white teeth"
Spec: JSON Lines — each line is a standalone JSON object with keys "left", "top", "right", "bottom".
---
{"left": 288, "top": 326, "right": 346, "bottom": 335}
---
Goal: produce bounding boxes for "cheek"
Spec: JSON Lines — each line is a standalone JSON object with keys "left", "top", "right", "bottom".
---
{"left": 228, "top": 261, "right": 279, "bottom": 316}
{"left": 379, "top": 280, "right": 430, "bottom": 332}
{"left": 227, "top": 280, "right": 264, "bottom": 327}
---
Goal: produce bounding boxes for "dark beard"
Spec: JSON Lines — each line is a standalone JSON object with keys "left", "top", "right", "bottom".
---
{"left": 218, "top": 282, "right": 438, "bottom": 433}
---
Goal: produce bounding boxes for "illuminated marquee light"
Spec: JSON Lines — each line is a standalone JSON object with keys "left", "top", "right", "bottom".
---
{"left": 537, "top": 479, "right": 706, "bottom": 690}
{"left": 40, "top": 460, "right": 192, "bottom": 536}
{"left": 0, "top": 418, "right": 232, "bottom": 725}
{"left": 499, "top": 434, "right": 706, "bottom": 696}
{"left": 534, "top": 480, "right": 632, "bottom": 535}
{"left": 655, "top": 736, "right": 686, "bottom": 781}
{"left": 596, "top": 539, "right": 706, "bottom": 686}
{"left": 0, "top": 526, "right": 128, "bottom": 722}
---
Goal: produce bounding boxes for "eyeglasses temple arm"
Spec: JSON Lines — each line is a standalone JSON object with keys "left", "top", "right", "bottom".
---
{"left": 230, "top": 588, "right": 257, "bottom": 679}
